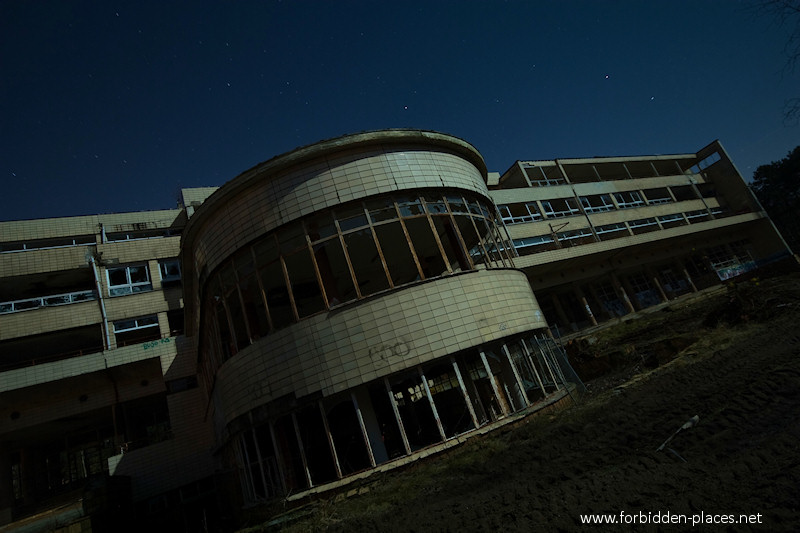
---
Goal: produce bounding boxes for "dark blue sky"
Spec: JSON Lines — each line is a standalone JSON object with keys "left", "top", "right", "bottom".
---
{"left": 1, "top": 1, "right": 798, "bottom": 222}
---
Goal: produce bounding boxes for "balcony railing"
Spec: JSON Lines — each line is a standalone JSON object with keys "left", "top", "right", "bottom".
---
{"left": 0, "top": 289, "right": 96, "bottom": 314}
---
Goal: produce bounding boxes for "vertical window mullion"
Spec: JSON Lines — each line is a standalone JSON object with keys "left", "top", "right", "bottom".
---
{"left": 334, "top": 219, "right": 364, "bottom": 299}
{"left": 468, "top": 214, "right": 493, "bottom": 267}
{"left": 443, "top": 199, "right": 475, "bottom": 270}
{"left": 395, "top": 202, "right": 426, "bottom": 280}
{"left": 231, "top": 258, "right": 253, "bottom": 345}
{"left": 279, "top": 253, "right": 300, "bottom": 323}
{"left": 423, "top": 208, "right": 453, "bottom": 275}
{"left": 250, "top": 246, "right": 274, "bottom": 332}
{"left": 365, "top": 212, "right": 395, "bottom": 290}
{"left": 302, "top": 220, "right": 330, "bottom": 308}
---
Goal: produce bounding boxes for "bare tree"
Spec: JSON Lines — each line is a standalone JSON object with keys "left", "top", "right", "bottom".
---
{"left": 756, "top": 1, "right": 800, "bottom": 123}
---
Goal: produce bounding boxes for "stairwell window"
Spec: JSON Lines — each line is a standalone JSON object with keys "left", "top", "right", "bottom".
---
{"left": 159, "top": 259, "right": 182, "bottom": 287}
{"left": 107, "top": 264, "right": 152, "bottom": 296}
{"left": 113, "top": 315, "right": 160, "bottom": 346}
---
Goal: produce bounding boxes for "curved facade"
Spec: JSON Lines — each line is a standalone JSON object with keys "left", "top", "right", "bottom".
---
{"left": 181, "top": 130, "right": 564, "bottom": 501}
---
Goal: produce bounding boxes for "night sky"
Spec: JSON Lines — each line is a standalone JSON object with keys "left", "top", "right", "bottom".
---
{"left": 1, "top": 1, "right": 798, "bottom": 222}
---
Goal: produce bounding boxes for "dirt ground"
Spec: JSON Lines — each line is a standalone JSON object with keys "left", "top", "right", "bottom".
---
{"left": 246, "top": 272, "right": 800, "bottom": 532}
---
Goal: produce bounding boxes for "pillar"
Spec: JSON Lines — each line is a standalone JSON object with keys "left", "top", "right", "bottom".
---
{"left": 573, "top": 284, "right": 598, "bottom": 326}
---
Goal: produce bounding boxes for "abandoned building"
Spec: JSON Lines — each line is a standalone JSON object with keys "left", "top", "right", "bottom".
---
{"left": 0, "top": 130, "right": 791, "bottom": 530}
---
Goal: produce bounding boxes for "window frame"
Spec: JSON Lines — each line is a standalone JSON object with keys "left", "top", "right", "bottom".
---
{"left": 107, "top": 263, "right": 153, "bottom": 296}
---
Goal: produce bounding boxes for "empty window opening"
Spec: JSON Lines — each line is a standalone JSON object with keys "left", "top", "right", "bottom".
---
{"left": 595, "top": 223, "right": 629, "bottom": 241}
{"left": 159, "top": 259, "right": 181, "bottom": 287}
{"left": 613, "top": 191, "right": 644, "bottom": 209}
{"left": 498, "top": 202, "right": 542, "bottom": 224}
{"left": 114, "top": 315, "right": 160, "bottom": 347}
{"left": 580, "top": 195, "right": 614, "bottom": 213}
{"left": 390, "top": 375, "right": 442, "bottom": 451}
{"left": 541, "top": 198, "right": 580, "bottom": 218}
{"left": 296, "top": 406, "right": 339, "bottom": 485}
{"left": 642, "top": 188, "right": 672, "bottom": 205}
{"left": 658, "top": 214, "right": 686, "bottom": 229}
{"left": 628, "top": 218, "right": 660, "bottom": 235}
{"left": 166, "top": 308, "right": 185, "bottom": 335}
{"left": 325, "top": 400, "right": 372, "bottom": 475}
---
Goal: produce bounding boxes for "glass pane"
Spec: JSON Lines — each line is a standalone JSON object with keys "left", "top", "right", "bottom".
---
{"left": 283, "top": 249, "right": 326, "bottom": 318}
{"left": 423, "top": 193, "right": 447, "bottom": 215}
{"left": 306, "top": 211, "right": 337, "bottom": 241}
{"left": 397, "top": 195, "right": 424, "bottom": 217}
{"left": 259, "top": 260, "right": 294, "bottom": 329}
{"left": 336, "top": 204, "right": 369, "bottom": 232}
{"left": 343, "top": 228, "right": 391, "bottom": 296}
{"left": 374, "top": 221, "right": 421, "bottom": 286}
{"left": 366, "top": 198, "right": 398, "bottom": 223}
{"left": 313, "top": 238, "right": 358, "bottom": 306}
{"left": 445, "top": 195, "right": 469, "bottom": 214}
{"left": 467, "top": 199, "right": 482, "bottom": 216}
{"left": 128, "top": 265, "right": 149, "bottom": 284}
{"left": 404, "top": 217, "right": 447, "bottom": 278}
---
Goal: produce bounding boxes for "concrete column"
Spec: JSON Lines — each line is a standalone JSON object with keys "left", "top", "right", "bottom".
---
{"left": 501, "top": 344, "right": 530, "bottom": 408}
{"left": 549, "top": 293, "right": 571, "bottom": 328}
{"left": 291, "top": 413, "right": 313, "bottom": 488}
{"left": 480, "top": 351, "right": 508, "bottom": 417}
{"left": 646, "top": 268, "right": 668, "bottom": 302}
{"left": 350, "top": 392, "right": 376, "bottom": 467}
{"left": 249, "top": 427, "right": 270, "bottom": 498}
{"left": 586, "top": 283, "right": 610, "bottom": 320}
{"left": 450, "top": 357, "right": 479, "bottom": 430}
{"left": 383, "top": 378, "right": 411, "bottom": 456}
{"left": 318, "top": 401, "right": 342, "bottom": 479}
{"left": 267, "top": 421, "right": 288, "bottom": 494}
{"left": 611, "top": 274, "right": 635, "bottom": 314}
{"left": 679, "top": 261, "right": 699, "bottom": 292}
{"left": 573, "top": 284, "right": 598, "bottom": 326}
{"left": 0, "top": 446, "right": 13, "bottom": 525}
{"left": 418, "top": 368, "right": 446, "bottom": 441}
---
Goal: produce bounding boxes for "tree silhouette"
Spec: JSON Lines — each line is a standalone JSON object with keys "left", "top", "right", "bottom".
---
{"left": 759, "top": 0, "right": 800, "bottom": 123}
{"left": 750, "top": 145, "right": 800, "bottom": 250}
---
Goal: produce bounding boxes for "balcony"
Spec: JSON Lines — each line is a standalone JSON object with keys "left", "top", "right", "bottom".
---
{"left": 0, "top": 289, "right": 95, "bottom": 314}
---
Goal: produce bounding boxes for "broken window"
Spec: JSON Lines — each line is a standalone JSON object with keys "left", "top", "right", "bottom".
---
{"left": 343, "top": 228, "right": 391, "bottom": 296}
{"left": 685, "top": 209, "right": 710, "bottom": 223}
{"left": 279, "top": 226, "right": 326, "bottom": 318}
{"left": 628, "top": 218, "right": 659, "bottom": 234}
{"left": 159, "top": 258, "right": 181, "bottom": 287}
{"left": 373, "top": 221, "right": 421, "bottom": 286}
{"left": 595, "top": 223, "right": 629, "bottom": 241}
{"left": 541, "top": 198, "right": 579, "bottom": 218}
{"left": 113, "top": 315, "right": 160, "bottom": 347}
{"left": 658, "top": 214, "right": 686, "bottom": 229}
{"left": 220, "top": 262, "right": 250, "bottom": 351}
{"left": 498, "top": 202, "right": 542, "bottom": 224}
{"left": 254, "top": 236, "right": 295, "bottom": 329}
{"left": 579, "top": 194, "right": 614, "bottom": 213}
{"left": 642, "top": 188, "right": 672, "bottom": 205}
{"left": 556, "top": 228, "right": 595, "bottom": 246}
{"left": 512, "top": 235, "right": 556, "bottom": 256}
{"left": 107, "top": 264, "right": 152, "bottom": 296}
{"left": 613, "top": 191, "right": 644, "bottom": 209}
{"left": 235, "top": 248, "right": 271, "bottom": 339}
{"left": 404, "top": 217, "right": 448, "bottom": 279}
